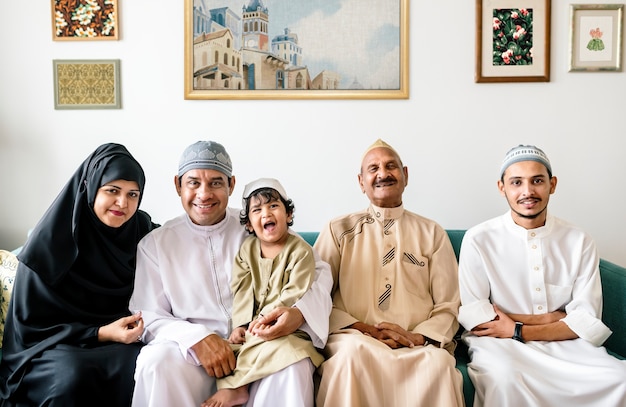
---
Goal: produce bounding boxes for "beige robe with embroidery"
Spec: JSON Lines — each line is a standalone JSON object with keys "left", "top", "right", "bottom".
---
{"left": 314, "top": 205, "right": 464, "bottom": 407}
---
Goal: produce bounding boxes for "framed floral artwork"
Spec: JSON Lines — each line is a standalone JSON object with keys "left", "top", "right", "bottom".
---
{"left": 52, "top": 0, "right": 118, "bottom": 40}
{"left": 475, "top": 0, "right": 551, "bottom": 83}
{"left": 53, "top": 59, "right": 121, "bottom": 109}
{"left": 569, "top": 4, "right": 623, "bottom": 72}
{"left": 184, "top": 0, "right": 409, "bottom": 100}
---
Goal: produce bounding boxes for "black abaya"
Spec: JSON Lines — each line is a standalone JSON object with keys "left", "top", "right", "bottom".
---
{"left": 0, "top": 144, "right": 158, "bottom": 406}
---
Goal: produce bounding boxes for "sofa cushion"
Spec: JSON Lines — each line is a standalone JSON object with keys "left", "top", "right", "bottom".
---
{"left": 0, "top": 250, "right": 18, "bottom": 348}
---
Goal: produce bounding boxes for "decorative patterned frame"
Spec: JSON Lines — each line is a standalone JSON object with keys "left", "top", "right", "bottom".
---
{"left": 184, "top": 0, "right": 409, "bottom": 100}
{"left": 53, "top": 59, "right": 121, "bottom": 110}
{"left": 475, "top": 0, "right": 551, "bottom": 83}
{"left": 569, "top": 4, "right": 623, "bottom": 72}
{"left": 52, "top": 0, "right": 119, "bottom": 41}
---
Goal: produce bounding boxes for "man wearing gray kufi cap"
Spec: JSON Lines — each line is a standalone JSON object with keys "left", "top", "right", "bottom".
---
{"left": 177, "top": 140, "right": 233, "bottom": 178}
{"left": 458, "top": 145, "right": 626, "bottom": 407}
{"left": 130, "top": 141, "right": 332, "bottom": 407}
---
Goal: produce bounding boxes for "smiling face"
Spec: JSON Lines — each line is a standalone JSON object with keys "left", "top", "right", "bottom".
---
{"left": 246, "top": 191, "right": 292, "bottom": 249}
{"left": 498, "top": 160, "right": 557, "bottom": 229}
{"left": 93, "top": 179, "right": 141, "bottom": 228}
{"left": 175, "top": 169, "right": 235, "bottom": 226}
{"left": 358, "top": 147, "right": 408, "bottom": 208}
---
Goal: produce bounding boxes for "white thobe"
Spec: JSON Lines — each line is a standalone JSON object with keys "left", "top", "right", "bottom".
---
{"left": 129, "top": 208, "right": 332, "bottom": 407}
{"left": 458, "top": 212, "right": 626, "bottom": 407}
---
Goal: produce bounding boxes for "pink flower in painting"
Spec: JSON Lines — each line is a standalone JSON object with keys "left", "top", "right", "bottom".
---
{"left": 590, "top": 28, "right": 603, "bottom": 39}
{"left": 511, "top": 11, "right": 519, "bottom": 19}
{"left": 502, "top": 49, "right": 514, "bottom": 64}
{"left": 493, "top": 17, "right": 501, "bottom": 30}
{"left": 513, "top": 27, "right": 526, "bottom": 40}
{"left": 520, "top": 9, "right": 529, "bottom": 16}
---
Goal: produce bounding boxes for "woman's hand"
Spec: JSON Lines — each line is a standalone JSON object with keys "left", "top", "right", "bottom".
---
{"left": 98, "top": 311, "right": 144, "bottom": 344}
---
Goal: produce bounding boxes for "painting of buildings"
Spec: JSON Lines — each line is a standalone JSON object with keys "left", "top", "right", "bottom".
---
{"left": 186, "top": 0, "right": 407, "bottom": 98}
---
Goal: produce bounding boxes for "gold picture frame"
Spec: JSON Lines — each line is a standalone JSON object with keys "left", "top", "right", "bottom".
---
{"left": 184, "top": 0, "right": 409, "bottom": 100}
{"left": 52, "top": 0, "right": 119, "bottom": 41}
{"left": 53, "top": 59, "right": 121, "bottom": 110}
{"left": 569, "top": 4, "right": 623, "bottom": 72}
{"left": 476, "top": 0, "right": 551, "bottom": 83}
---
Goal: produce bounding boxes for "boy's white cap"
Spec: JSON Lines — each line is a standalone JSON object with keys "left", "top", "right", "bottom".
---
{"left": 242, "top": 178, "right": 289, "bottom": 201}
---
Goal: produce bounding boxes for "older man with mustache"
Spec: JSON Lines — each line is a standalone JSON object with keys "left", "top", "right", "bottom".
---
{"left": 314, "top": 139, "right": 464, "bottom": 406}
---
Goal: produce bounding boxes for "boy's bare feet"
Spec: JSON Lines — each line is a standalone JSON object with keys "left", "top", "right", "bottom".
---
{"left": 201, "top": 386, "right": 249, "bottom": 407}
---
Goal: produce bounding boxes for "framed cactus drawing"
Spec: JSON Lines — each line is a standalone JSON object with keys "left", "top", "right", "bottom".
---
{"left": 569, "top": 4, "right": 623, "bottom": 72}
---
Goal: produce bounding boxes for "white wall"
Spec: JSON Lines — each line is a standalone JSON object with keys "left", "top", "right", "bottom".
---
{"left": 1, "top": 1, "right": 625, "bottom": 266}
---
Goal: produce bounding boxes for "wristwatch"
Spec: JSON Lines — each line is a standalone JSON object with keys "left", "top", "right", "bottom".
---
{"left": 512, "top": 321, "right": 525, "bottom": 343}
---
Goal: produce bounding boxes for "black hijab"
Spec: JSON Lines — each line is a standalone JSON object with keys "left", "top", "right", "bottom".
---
{"left": 19, "top": 143, "right": 154, "bottom": 287}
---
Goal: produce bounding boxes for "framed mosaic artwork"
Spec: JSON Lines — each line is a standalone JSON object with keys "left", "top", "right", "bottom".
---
{"left": 53, "top": 59, "right": 121, "bottom": 110}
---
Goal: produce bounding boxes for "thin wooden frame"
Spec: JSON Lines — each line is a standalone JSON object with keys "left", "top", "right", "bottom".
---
{"left": 53, "top": 59, "right": 121, "bottom": 110}
{"left": 52, "top": 0, "right": 119, "bottom": 41}
{"left": 184, "top": 0, "right": 409, "bottom": 100}
{"left": 569, "top": 4, "right": 623, "bottom": 72}
{"left": 476, "top": 0, "right": 551, "bottom": 83}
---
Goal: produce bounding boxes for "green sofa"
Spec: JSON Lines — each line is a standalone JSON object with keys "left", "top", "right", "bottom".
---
{"left": 1, "top": 232, "right": 624, "bottom": 406}
{"left": 298, "top": 230, "right": 626, "bottom": 407}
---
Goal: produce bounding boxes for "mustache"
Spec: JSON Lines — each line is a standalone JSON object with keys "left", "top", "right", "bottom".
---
{"left": 516, "top": 197, "right": 541, "bottom": 204}
{"left": 374, "top": 176, "right": 397, "bottom": 186}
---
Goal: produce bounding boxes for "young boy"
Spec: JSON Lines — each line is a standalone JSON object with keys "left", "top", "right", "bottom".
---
{"left": 202, "top": 178, "right": 324, "bottom": 407}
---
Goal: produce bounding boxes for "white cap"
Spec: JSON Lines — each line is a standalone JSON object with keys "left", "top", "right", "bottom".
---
{"left": 242, "top": 178, "right": 289, "bottom": 202}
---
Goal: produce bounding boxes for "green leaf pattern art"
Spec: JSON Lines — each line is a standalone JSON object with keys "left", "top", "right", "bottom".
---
{"left": 492, "top": 8, "right": 534, "bottom": 66}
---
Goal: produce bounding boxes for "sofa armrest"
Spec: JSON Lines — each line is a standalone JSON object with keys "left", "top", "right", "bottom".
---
{"left": 600, "top": 258, "right": 626, "bottom": 358}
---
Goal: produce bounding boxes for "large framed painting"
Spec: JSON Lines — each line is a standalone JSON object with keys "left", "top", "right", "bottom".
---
{"left": 184, "top": 0, "right": 409, "bottom": 100}
{"left": 475, "top": 0, "right": 551, "bottom": 83}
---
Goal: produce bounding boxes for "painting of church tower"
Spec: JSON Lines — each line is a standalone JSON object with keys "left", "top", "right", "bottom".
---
{"left": 242, "top": 0, "right": 269, "bottom": 51}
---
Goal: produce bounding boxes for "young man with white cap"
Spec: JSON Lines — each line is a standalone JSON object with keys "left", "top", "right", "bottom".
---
{"left": 129, "top": 142, "right": 332, "bottom": 407}
{"left": 314, "top": 139, "right": 464, "bottom": 406}
{"left": 458, "top": 144, "right": 626, "bottom": 406}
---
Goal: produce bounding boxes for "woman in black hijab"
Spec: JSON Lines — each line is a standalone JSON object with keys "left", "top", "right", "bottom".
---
{"left": 0, "top": 143, "right": 158, "bottom": 406}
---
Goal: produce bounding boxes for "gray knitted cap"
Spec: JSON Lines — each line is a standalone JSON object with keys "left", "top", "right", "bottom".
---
{"left": 178, "top": 141, "right": 232, "bottom": 178}
{"left": 500, "top": 145, "right": 552, "bottom": 178}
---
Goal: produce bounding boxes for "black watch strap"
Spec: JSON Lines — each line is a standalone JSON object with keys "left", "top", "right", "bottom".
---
{"left": 512, "top": 321, "right": 525, "bottom": 343}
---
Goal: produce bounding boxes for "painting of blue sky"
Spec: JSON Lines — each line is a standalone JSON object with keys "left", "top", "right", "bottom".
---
{"left": 200, "top": 0, "right": 402, "bottom": 89}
